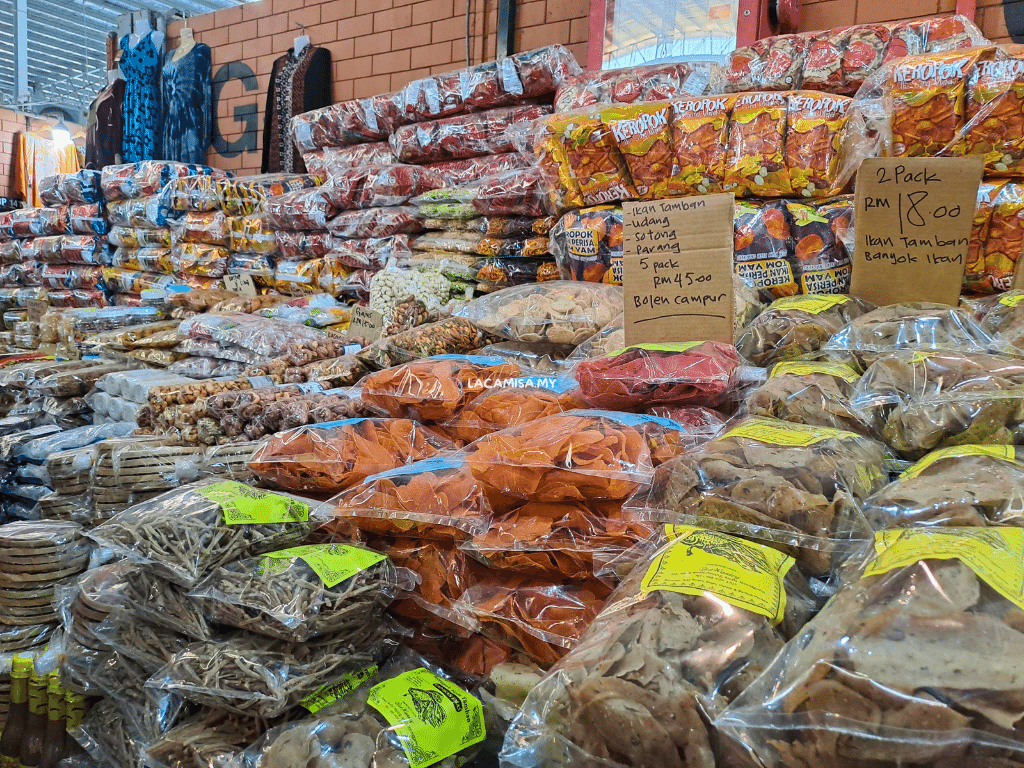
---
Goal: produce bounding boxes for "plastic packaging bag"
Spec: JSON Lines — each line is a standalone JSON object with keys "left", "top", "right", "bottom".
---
{"left": 457, "top": 281, "right": 622, "bottom": 345}
{"left": 324, "top": 164, "right": 444, "bottom": 211}
{"left": 189, "top": 543, "right": 399, "bottom": 642}
{"left": 422, "top": 152, "right": 530, "bottom": 187}
{"left": 737, "top": 293, "right": 876, "bottom": 367}
{"left": 264, "top": 187, "right": 336, "bottom": 231}
{"left": 549, "top": 205, "right": 623, "bottom": 284}
{"left": 329, "top": 234, "right": 412, "bottom": 270}
{"left": 719, "top": 527, "right": 1024, "bottom": 768}
{"left": 107, "top": 195, "right": 171, "bottom": 229}
{"left": 443, "top": 376, "right": 585, "bottom": 443}
{"left": 39, "top": 169, "right": 103, "bottom": 205}
{"left": 219, "top": 174, "right": 322, "bottom": 217}
{"left": 555, "top": 61, "right": 724, "bottom": 111}
{"left": 326, "top": 455, "right": 494, "bottom": 540}
{"left": 358, "top": 317, "right": 490, "bottom": 369}
{"left": 173, "top": 211, "right": 230, "bottom": 246}
{"left": 241, "top": 389, "right": 375, "bottom": 441}
{"left": 276, "top": 229, "right": 336, "bottom": 261}
{"left": 502, "top": 524, "right": 818, "bottom": 768}
{"left": 575, "top": 341, "right": 743, "bottom": 411}
{"left": 328, "top": 206, "right": 422, "bottom": 239}
{"left": 180, "top": 313, "right": 350, "bottom": 366}
{"left": 164, "top": 174, "right": 224, "bottom": 213}
{"left": 301, "top": 142, "right": 397, "bottom": 175}
{"left": 109, "top": 226, "right": 172, "bottom": 249}
{"left": 228, "top": 214, "right": 278, "bottom": 256}
{"left": 86, "top": 479, "right": 313, "bottom": 587}
{"left": 248, "top": 418, "right": 456, "bottom": 494}
{"left": 292, "top": 91, "right": 408, "bottom": 151}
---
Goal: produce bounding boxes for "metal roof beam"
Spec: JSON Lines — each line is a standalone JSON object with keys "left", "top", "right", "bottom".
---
{"left": 12, "top": 0, "right": 27, "bottom": 102}
{"left": 32, "top": 0, "right": 119, "bottom": 29}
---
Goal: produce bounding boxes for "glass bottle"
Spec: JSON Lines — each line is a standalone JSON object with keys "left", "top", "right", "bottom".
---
{"left": 61, "top": 693, "right": 86, "bottom": 760}
{"left": 37, "top": 674, "right": 63, "bottom": 768}
{"left": 0, "top": 657, "right": 32, "bottom": 768}
{"left": 17, "top": 671, "right": 46, "bottom": 768}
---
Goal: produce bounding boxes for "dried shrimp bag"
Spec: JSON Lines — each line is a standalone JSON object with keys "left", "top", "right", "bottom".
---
{"left": 501, "top": 525, "right": 817, "bottom": 768}
{"left": 147, "top": 627, "right": 396, "bottom": 719}
{"left": 851, "top": 350, "right": 1024, "bottom": 459}
{"left": 247, "top": 418, "right": 456, "bottom": 494}
{"left": 189, "top": 542, "right": 400, "bottom": 642}
{"left": 863, "top": 445, "right": 1024, "bottom": 529}
{"left": 736, "top": 294, "right": 875, "bottom": 367}
{"left": 86, "top": 480, "right": 313, "bottom": 588}
{"left": 743, "top": 359, "right": 873, "bottom": 435}
{"left": 719, "top": 527, "right": 1024, "bottom": 768}
{"left": 823, "top": 302, "right": 1002, "bottom": 369}
{"left": 456, "top": 281, "right": 622, "bottom": 345}
{"left": 624, "top": 415, "right": 887, "bottom": 580}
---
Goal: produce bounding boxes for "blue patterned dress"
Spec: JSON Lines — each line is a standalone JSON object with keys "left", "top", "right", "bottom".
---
{"left": 159, "top": 44, "right": 212, "bottom": 164}
{"left": 120, "top": 32, "right": 161, "bottom": 163}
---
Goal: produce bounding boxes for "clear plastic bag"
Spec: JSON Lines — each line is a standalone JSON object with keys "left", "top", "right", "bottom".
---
{"left": 276, "top": 229, "right": 336, "bottom": 261}
{"left": 86, "top": 479, "right": 313, "bottom": 588}
{"left": 39, "top": 169, "right": 103, "bottom": 206}
{"left": 173, "top": 211, "right": 231, "bottom": 246}
{"left": 328, "top": 206, "right": 423, "bottom": 239}
{"left": 292, "top": 91, "right": 408, "bottom": 151}
{"left": 442, "top": 377, "right": 585, "bottom": 443}
{"left": 502, "top": 524, "right": 818, "bottom": 768}
{"left": 301, "top": 142, "right": 397, "bottom": 175}
{"left": 329, "top": 234, "right": 413, "bottom": 270}
{"left": 736, "top": 294, "right": 876, "bottom": 367}
{"left": 109, "top": 225, "right": 172, "bottom": 249}
{"left": 144, "top": 708, "right": 265, "bottom": 768}
{"left": 164, "top": 174, "right": 224, "bottom": 213}
{"left": 107, "top": 195, "right": 172, "bottom": 229}
{"left": 264, "top": 187, "right": 336, "bottom": 231}
{"left": 188, "top": 542, "right": 399, "bottom": 642}
{"left": 218, "top": 174, "right": 322, "bottom": 217}
{"left": 719, "top": 527, "right": 1024, "bottom": 768}
{"left": 361, "top": 317, "right": 490, "bottom": 369}
{"left": 228, "top": 215, "right": 279, "bottom": 256}
{"left": 324, "top": 164, "right": 444, "bottom": 210}
{"left": 422, "top": 152, "right": 530, "bottom": 187}
{"left": 556, "top": 61, "right": 724, "bottom": 112}
{"left": 247, "top": 418, "right": 456, "bottom": 494}
{"left": 180, "top": 313, "right": 350, "bottom": 366}
{"left": 244, "top": 389, "right": 376, "bottom": 441}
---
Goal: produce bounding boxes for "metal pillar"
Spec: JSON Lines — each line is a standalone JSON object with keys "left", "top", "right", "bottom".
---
{"left": 13, "top": 0, "right": 29, "bottom": 103}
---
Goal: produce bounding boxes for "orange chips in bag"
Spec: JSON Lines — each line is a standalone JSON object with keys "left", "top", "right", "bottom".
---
{"left": 557, "top": 112, "right": 638, "bottom": 206}
{"left": 785, "top": 92, "right": 851, "bottom": 198}
{"left": 964, "top": 181, "right": 1006, "bottom": 292}
{"left": 361, "top": 355, "right": 522, "bottom": 423}
{"left": 444, "top": 377, "right": 585, "bottom": 443}
{"left": 725, "top": 92, "right": 793, "bottom": 197}
{"left": 329, "top": 456, "right": 494, "bottom": 540}
{"left": 533, "top": 116, "right": 585, "bottom": 213}
{"left": 889, "top": 48, "right": 984, "bottom": 157}
{"left": 977, "top": 182, "right": 1024, "bottom": 293}
{"left": 466, "top": 411, "right": 664, "bottom": 503}
{"left": 247, "top": 418, "right": 456, "bottom": 494}
{"left": 964, "top": 53, "right": 1024, "bottom": 174}
{"left": 603, "top": 102, "right": 675, "bottom": 199}
{"left": 670, "top": 94, "right": 735, "bottom": 195}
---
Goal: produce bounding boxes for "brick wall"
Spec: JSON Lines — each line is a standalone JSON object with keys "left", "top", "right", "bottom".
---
{"left": 0, "top": 109, "right": 84, "bottom": 199}
{"left": 798, "top": 0, "right": 1012, "bottom": 42}
{"left": 168, "top": 0, "right": 589, "bottom": 176}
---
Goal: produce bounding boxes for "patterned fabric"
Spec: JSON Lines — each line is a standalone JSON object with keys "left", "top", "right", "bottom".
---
{"left": 159, "top": 43, "right": 212, "bottom": 164}
{"left": 14, "top": 133, "right": 80, "bottom": 207}
{"left": 267, "top": 47, "right": 308, "bottom": 174}
{"left": 262, "top": 46, "right": 331, "bottom": 174}
{"left": 120, "top": 32, "right": 162, "bottom": 163}
{"left": 86, "top": 79, "right": 125, "bottom": 170}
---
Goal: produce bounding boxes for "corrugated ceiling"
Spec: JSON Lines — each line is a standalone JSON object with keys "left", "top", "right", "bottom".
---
{"left": 0, "top": 0, "right": 243, "bottom": 119}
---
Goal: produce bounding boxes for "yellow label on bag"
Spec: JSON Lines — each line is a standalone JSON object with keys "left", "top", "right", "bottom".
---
{"left": 646, "top": 525, "right": 795, "bottom": 624}
{"left": 368, "top": 669, "right": 485, "bottom": 768}
{"left": 769, "top": 360, "right": 860, "bottom": 383}
{"left": 907, "top": 351, "right": 936, "bottom": 363}
{"left": 900, "top": 444, "right": 1017, "bottom": 479}
{"left": 264, "top": 544, "right": 386, "bottom": 588}
{"left": 770, "top": 294, "right": 850, "bottom": 314}
{"left": 864, "top": 528, "right": 1024, "bottom": 611}
{"left": 301, "top": 664, "right": 379, "bottom": 713}
{"left": 999, "top": 292, "right": 1024, "bottom": 308}
{"left": 724, "top": 417, "right": 858, "bottom": 447}
{"left": 607, "top": 341, "right": 705, "bottom": 358}
{"left": 196, "top": 481, "right": 309, "bottom": 525}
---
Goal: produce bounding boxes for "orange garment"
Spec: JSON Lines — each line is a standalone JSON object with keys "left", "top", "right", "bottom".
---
{"left": 13, "top": 131, "right": 80, "bottom": 207}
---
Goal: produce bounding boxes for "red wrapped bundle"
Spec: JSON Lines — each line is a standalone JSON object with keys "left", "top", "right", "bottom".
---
{"left": 39, "top": 265, "right": 103, "bottom": 290}
{"left": 390, "top": 105, "right": 552, "bottom": 164}
{"left": 291, "top": 92, "right": 408, "bottom": 151}
{"left": 554, "top": 62, "right": 722, "bottom": 111}
{"left": 424, "top": 153, "right": 529, "bottom": 187}
{"left": 263, "top": 187, "right": 336, "bottom": 230}
{"left": 327, "top": 235, "right": 413, "bottom": 270}
{"left": 472, "top": 169, "right": 549, "bottom": 217}
{"left": 575, "top": 341, "right": 742, "bottom": 411}
{"left": 325, "top": 164, "right": 443, "bottom": 210}
{"left": 328, "top": 206, "right": 422, "bottom": 238}
{"left": 65, "top": 204, "right": 108, "bottom": 236}
{"left": 276, "top": 230, "right": 337, "bottom": 261}
{"left": 300, "top": 143, "right": 397, "bottom": 176}
{"left": 55, "top": 236, "right": 109, "bottom": 266}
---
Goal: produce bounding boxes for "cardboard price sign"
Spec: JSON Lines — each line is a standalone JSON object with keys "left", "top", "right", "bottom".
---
{"left": 26, "top": 300, "right": 47, "bottom": 321}
{"left": 349, "top": 306, "right": 384, "bottom": 342}
{"left": 223, "top": 273, "right": 257, "bottom": 298}
{"left": 623, "top": 193, "right": 735, "bottom": 346}
{"left": 852, "top": 157, "right": 984, "bottom": 306}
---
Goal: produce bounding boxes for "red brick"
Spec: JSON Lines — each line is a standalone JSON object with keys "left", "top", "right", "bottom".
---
{"left": 217, "top": 5, "right": 244, "bottom": 25}
{"left": 324, "top": 36, "right": 355, "bottom": 60}
{"left": 515, "top": 0, "right": 545, "bottom": 27}
{"left": 392, "top": 22, "right": 432, "bottom": 49}
{"left": 371, "top": 48, "right": 410, "bottom": 74}
{"left": 290, "top": 5, "right": 322, "bottom": 29}
{"left": 338, "top": 13, "right": 374, "bottom": 38}
{"left": 356, "top": 0, "right": 392, "bottom": 14}
{"left": 271, "top": 0, "right": 292, "bottom": 15}
{"left": 545, "top": 0, "right": 588, "bottom": 23}
{"left": 410, "top": 39, "right": 453, "bottom": 67}
{"left": 256, "top": 53, "right": 280, "bottom": 75}
{"left": 412, "top": 0, "right": 454, "bottom": 25}
{"left": 257, "top": 12, "right": 289, "bottom": 37}
{"left": 354, "top": 29, "right": 391, "bottom": 56}
{"left": 320, "top": 0, "right": 357, "bottom": 21}
{"left": 190, "top": 13, "right": 216, "bottom": 33}
{"left": 516, "top": 20, "right": 570, "bottom": 50}
{"left": 242, "top": 0, "right": 272, "bottom": 21}
{"left": 343, "top": 55, "right": 374, "bottom": 78}
{"left": 430, "top": 61, "right": 457, "bottom": 74}
{"left": 374, "top": 4, "right": 412, "bottom": 31}
{"left": 566, "top": 41, "right": 587, "bottom": 66}
{"left": 797, "top": 0, "right": 858, "bottom": 31}
{"left": 353, "top": 73, "right": 392, "bottom": 97}
{"left": 854, "top": 0, "right": 942, "bottom": 23}
{"left": 304, "top": 20, "right": 338, "bottom": 41}
{"left": 219, "top": 41, "right": 244, "bottom": 62}
{"left": 569, "top": 16, "right": 589, "bottom": 43}
{"left": 432, "top": 17, "right": 464, "bottom": 42}
{"left": 202, "top": 25, "right": 230, "bottom": 48}
{"left": 272, "top": 31, "right": 296, "bottom": 52}
{"left": 228, "top": 19, "right": 258, "bottom": 43}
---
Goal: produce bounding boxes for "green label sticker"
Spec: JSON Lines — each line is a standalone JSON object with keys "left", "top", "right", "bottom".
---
{"left": 607, "top": 341, "right": 704, "bottom": 358}
{"left": 999, "top": 292, "right": 1024, "bottom": 308}
{"left": 196, "top": 481, "right": 309, "bottom": 526}
{"left": 368, "top": 669, "right": 485, "bottom": 768}
{"left": 302, "top": 664, "right": 379, "bottom": 713}
{"left": 264, "top": 544, "right": 387, "bottom": 588}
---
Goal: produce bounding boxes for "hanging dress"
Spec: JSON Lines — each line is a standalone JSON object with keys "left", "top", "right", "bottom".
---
{"left": 85, "top": 78, "right": 125, "bottom": 170}
{"left": 120, "top": 32, "right": 162, "bottom": 163}
{"left": 261, "top": 46, "right": 332, "bottom": 173}
{"left": 159, "top": 43, "right": 212, "bottom": 164}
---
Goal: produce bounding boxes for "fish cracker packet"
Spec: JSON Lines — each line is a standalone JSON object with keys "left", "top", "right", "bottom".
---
{"left": 324, "top": 455, "right": 494, "bottom": 541}
{"left": 967, "top": 181, "right": 1024, "bottom": 294}
{"left": 725, "top": 92, "right": 793, "bottom": 197}
{"left": 452, "top": 572, "right": 613, "bottom": 669}
{"left": 623, "top": 415, "right": 888, "bottom": 579}
{"left": 501, "top": 525, "right": 818, "bottom": 768}
{"left": 574, "top": 341, "right": 744, "bottom": 412}
{"left": 863, "top": 445, "right": 1024, "bottom": 530}
{"left": 851, "top": 350, "right": 1024, "bottom": 460}
{"left": 441, "top": 375, "right": 585, "bottom": 444}
{"left": 670, "top": 94, "right": 736, "bottom": 195}
{"left": 247, "top": 418, "right": 458, "bottom": 495}
{"left": 719, "top": 527, "right": 1024, "bottom": 768}
{"left": 465, "top": 410, "right": 700, "bottom": 505}
{"left": 601, "top": 101, "right": 676, "bottom": 200}
{"left": 457, "top": 281, "right": 622, "bottom": 345}
{"left": 785, "top": 92, "right": 852, "bottom": 198}
{"left": 360, "top": 355, "right": 522, "bottom": 423}
{"left": 541, "top": 108, "right": 638, "bottom": 206}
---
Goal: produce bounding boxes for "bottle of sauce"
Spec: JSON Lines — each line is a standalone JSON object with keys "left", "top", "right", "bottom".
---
{"left": 17, "top": 671, "right": 46, "bottom": 768}
{"left": 61, "top": 692, "right": 86, "bottom": 760}
{"left": 0, "top": 657, "right": 31, "bottom": 768}
{"left": 37, "top": 674, "right": 63, "bottom": 768}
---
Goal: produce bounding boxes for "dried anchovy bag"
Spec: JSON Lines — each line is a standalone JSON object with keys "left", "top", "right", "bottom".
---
{"left": 189, "top": 543, "right": 399, "bottom": 642}
{"left": 86, "top": 480, "right": 313, "bottom": 588}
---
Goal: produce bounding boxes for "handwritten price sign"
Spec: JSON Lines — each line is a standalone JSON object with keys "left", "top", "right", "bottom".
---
{"left": 852, "top": 157, "right": 983, "bottom": 306}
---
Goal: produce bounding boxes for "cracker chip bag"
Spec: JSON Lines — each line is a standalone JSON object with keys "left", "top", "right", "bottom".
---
{"left": 602, "top": 102, "right": 675, "bottom": 200}
{"left": 531, "top": 116, "right": 586, "bottom": 213}
{"left": 725, "top": 92, "right": 793, "bottom": 197}
{"left": 557, "top": 111, "right": 638, "bottom": 205}
{"left": 785, "top": 197, "right": 854, "bottom": 294}
{"left": 977, "top": 181, "right": 1024, "bottom": 293}
{"left": 670, "top": 94, "right": 735, "bottom": 196}
{"left": 964, "top": 53, "right": 1024, "bottom": 174}
{"left": 785, "top": 92, "right": 851, "bottom": 199}
{"left": 964, "top": 181, "right": 1007, "bottom": 293}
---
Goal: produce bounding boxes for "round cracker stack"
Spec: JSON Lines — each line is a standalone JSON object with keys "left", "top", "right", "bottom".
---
{"left": 0, "top": 520, "right": 89, "bottom": 633}
{"left": 67, "top": 563, "right": 130, "bottom": 652}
